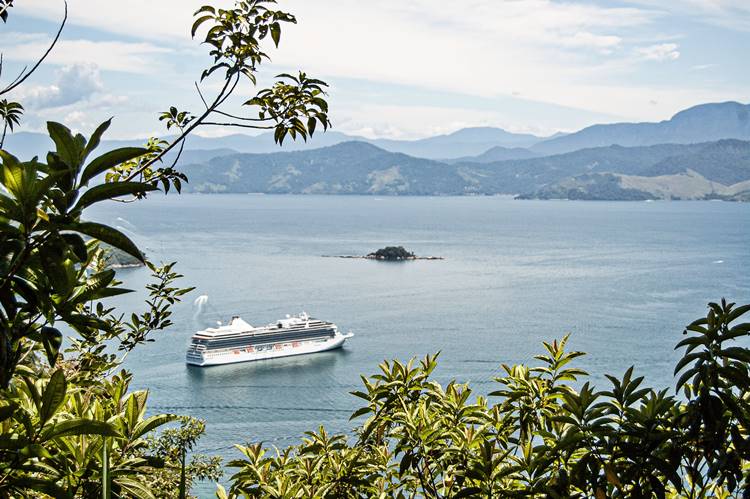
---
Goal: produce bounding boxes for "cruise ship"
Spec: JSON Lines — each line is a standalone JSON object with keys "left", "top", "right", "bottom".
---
{"left": 186, "top": 313, "right": 353, "bottom": 366}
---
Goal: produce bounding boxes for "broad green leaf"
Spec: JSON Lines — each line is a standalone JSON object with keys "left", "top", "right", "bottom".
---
{"left": 0, "top": 403, "right": 17, "bottom": 423}
{"left": 61, "top": 233, "right": 88, "bottom": 262}
{"left": 39, "top": 370, "right": 66, "bottom": 424}
{"left": 71, "top": 222, "right": 144, "bottom": 263}
{"left": 116, "top": 477, "right": 157, "bottom": 499}
{"left": 131, "top": 413, "right": 178, "bottom": 440}
{"left": 40, "top": 327, "right": 63, "bottom": 367}
{"left": 72, "top": 181, "right": 157, "bottom": 212}
{"left": 79, "top": 147, "right": 148, "bottom": 186}
{"left": 5, "top": 477, "right": 71, "bottom": 499}
{"left": 270, "top": 22, "right": 281, "bottom": 46}
{"left": 42, "top": 418, "right": 120, "bottom": 440}
{"left": 82, "top": 118, "right": 112, "bottom": 162}
{"left": 47, "top": 122, "right": 82, "bottom": 169}
{"left": 192, "top": 15, "right": 213, "bottom": 37}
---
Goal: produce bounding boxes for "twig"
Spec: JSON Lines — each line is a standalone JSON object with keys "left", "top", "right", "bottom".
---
{"left": 0, "top": 1, "right": 68, "bottom": 96}
{"left": 200, "top": 121, "right": 274, "bottom": 130}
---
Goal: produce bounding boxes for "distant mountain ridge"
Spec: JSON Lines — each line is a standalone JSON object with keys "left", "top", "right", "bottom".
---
{"left": 446, "top": 145, "right": 540, "bottom": 163}
{"left": 3, "top": 126, "right": 550, "bottom": 161}
{"left": 5, "top": 100, "right": 750, "bottom": 200}
{"left": 532, "top": 102, "right": 750, "bottom": 155}
{"left": 519, "top": 139, "right": 750, "bottom": 201}
{"left": 178, "top": 139, "right": 750, "bottom": 200}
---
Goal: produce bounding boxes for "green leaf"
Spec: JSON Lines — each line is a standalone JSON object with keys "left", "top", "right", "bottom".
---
{"left": 39, "top": 370, "right": 67, "bottom": 425}
{"left": 0, "top": 403, "right": 17, "bottom": 423}
{"left": 192, "top": 14, "right": 213, "bottom": 37}
{"left": 116, "top": 477, "right": 157, "bottom": 499}
{"left": 5, "top": 477, "right": 71, "bottom": 499}
{"left": 47, "top": 122, "right": 82, "bottom": 169}
{"left": 79, "top": 147, "right": 148, "bottom": 186}
{"left": 62, "top": 233, "right": 88, "bottom": 262}
{"left": 307, "top": 116, "right": 317, "bottom": 136}
{"left": 71, "top": 222, "right": 144, "bottom": 263}
{"left": 131, "top": 413, "right": 178, "bottom": 440}
{"left": 19, "top": 443, "right": 53, "bottom": 459}
{"left": 40, "top": 327, "right": 63, "bottom": 367}
{"left": 72, "top": 182, "right": 157, "bottom": 212}
{"left": 42, "top": 418, "right": 120, "bottom": 440}
{"left": 82, "top": 118, "right": 112, "bottom": 163}
{"left": 727, "top": 304, "right": 750, "bottom": 324}
{"left": 270, "top": 22, "right": 281, "bottom": 47}
{"left": 454, "top": 487, "right": 482, "bottom": 498}
{"left": 349, "top": 407, "right": 371, "bottom": 420}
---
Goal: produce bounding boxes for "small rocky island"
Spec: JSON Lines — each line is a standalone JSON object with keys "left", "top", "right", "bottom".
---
{"left": 368, "top": 246, "right": 415, "bottom": 260}
{"left": 325, "top": 246, "right": 443, "bottom": 261}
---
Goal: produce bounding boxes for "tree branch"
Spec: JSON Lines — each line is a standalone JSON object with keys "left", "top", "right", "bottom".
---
{"left": 200, "top": 121, "right": 274, "bottom": 130}
{"left": 124, "top": 71, "right": 236, "bottom": 182}
{"left": 0, "top": 1, "right": 67, "bottom": 97}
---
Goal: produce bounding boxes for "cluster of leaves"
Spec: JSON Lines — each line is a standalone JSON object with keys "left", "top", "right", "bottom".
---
{"left": 0, "top": 1, "right": 12, "bottom": 23}
{"left": 0, "top": 368, "right": 178, "bottom": 497}
{"left": 224, "top": 300, "right": 750, "bottom": 498}
{"left": 0, "top": 0, "right": 332, "bottom": 496}
{"left": 145, "top": 417, "right": 223, "bottom": 498}
{"left": 0, "top": 117, "right": 218, "bottom": 497}
{"left": 0, "top": 99, "right": 22, "bottom": 148}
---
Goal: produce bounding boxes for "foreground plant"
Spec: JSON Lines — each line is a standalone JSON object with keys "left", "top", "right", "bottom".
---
{"left": 225, "top": 300, "right": 750, "bottom": 498}
{"left": 0, "top": 0, "right": 331, "bottom": 495}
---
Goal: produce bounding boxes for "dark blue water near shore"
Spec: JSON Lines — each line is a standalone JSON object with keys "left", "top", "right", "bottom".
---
{"left": 90, "top": 195, "right": 750, "bottom": 496}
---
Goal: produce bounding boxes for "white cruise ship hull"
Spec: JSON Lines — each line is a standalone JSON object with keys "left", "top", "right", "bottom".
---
{"left": 187, "top": 333, "right": 353, "bottom": 367}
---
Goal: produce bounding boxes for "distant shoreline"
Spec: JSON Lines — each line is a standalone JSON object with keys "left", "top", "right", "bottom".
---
{"left": 175, "top": 192, "right": 745, "bottom": 202}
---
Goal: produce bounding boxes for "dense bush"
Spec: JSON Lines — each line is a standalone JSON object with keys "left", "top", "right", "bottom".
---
{"left": 0, "top": 1, "right": 328, "bottom": 497}
{"left": 224, "top": 300, "right": 750, "bottom": 498}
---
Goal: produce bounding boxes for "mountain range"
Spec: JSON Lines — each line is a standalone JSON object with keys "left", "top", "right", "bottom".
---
{"left": 178, "top": 138, "right": 750, "bottom": 201}
{"left": 4, "top": 101, "right": 750, "bottom": 200}
{"left": 3, "top": 126, "right": 552, "bottom": 161}
{"left": 531, "top": 101, "right": 750, "bottom": 155}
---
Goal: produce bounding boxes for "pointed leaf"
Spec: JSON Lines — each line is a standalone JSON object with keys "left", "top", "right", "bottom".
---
{"left": 39, "top": 370, "right": 66, "bottom": 425}
{"left": 79, "top": 147, "right": 148, "bottom": 186}
{"left": 71, "top": 222, "right": 144, "bottom": 263}
{"left": 42, "top": 418, "right": 120, "bottom": 440}
{"left": 40, "top": 327, "right": 63, "bottom": 366}
{"left": 72, "top": 182, "right": 156, "bottom": 212}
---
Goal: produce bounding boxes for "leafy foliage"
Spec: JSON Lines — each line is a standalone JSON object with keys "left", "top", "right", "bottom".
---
{"left": 0, "top": 99, "right": 22, "bottom": 148}
{"left": 224, "top": 303, "right": 750, "bottom": 498}
{"left": 0, "top": 0, "right": 333, "bottom": 495}
{"left": 0, "top": 1, "right": 13, "bottom": 23}
{"left": 0, "top": 119, "right": 210, "bottom": 496}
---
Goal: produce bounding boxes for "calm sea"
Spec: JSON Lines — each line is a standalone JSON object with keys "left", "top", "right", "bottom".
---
{"left": 90, "top": 195, "right": 750, "bottom": 496}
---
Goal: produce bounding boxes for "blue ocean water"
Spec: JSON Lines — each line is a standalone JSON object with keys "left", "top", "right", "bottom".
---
{"left": 90, "top": 195, "right": 750, "bottom": 496}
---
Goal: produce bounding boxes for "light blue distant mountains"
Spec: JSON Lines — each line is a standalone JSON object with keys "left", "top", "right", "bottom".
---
{"left": 6, "top": 101, "right": 750, "bottom": 201}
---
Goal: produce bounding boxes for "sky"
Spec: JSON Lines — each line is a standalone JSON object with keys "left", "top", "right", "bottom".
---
{"left": 2, "top": 0, "right": 749, "bottom": 141}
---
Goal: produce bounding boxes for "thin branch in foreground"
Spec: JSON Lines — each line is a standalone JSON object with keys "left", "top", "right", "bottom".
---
{"left": 194, "top": 82, "right": 210, "bottom": 110}
{"left": 200, "top": 121, "right": 274, "bottom": 130}
{"left": 0, "top": 0, "right": 67, "bottom": 96}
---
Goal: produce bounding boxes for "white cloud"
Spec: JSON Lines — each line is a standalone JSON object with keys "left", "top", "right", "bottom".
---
{"left": 627, "top": 0, "right": 750, "bottom": 31}
{"left": 636, "top": 43, "right": 681, "bottom": 61}
{"left": 0, "top": 31, "right": 173, "bottom": 73}
{"left": 7, "top": 1, "right": 748, "bottom": 138}
{"left": 18, "top": 63, "right": 103, "bottom": 108}
{"left": 559, "top": 32, "right": 623, "bottom": 54}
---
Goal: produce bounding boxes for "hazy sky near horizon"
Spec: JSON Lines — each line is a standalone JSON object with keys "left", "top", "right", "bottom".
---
{"left": 2, "top": 0, "right": 749, "bottom": 141}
